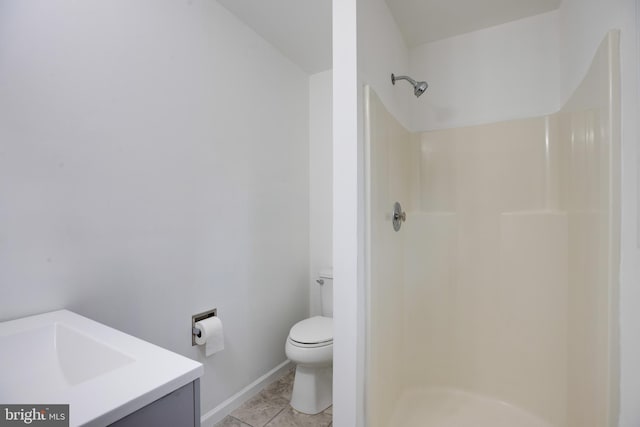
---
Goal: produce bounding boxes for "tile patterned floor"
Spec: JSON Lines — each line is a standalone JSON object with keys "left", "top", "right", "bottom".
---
{"left": 214, "top": 368, "right": 332, "bottom": 427}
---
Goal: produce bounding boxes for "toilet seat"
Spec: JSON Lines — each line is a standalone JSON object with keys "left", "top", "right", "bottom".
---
{"left": 288, "top": 337, "right": 333, "bottom": 349}
{"left": 288, "top": 316, "right": 333, "bottom": 347}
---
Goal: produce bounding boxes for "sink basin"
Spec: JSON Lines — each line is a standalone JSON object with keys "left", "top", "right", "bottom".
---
{"left": 0, "top": 322, "right": 134, "bottom": 398}
{"left": 0, "top": 310, "right": 203, "bottom": 426}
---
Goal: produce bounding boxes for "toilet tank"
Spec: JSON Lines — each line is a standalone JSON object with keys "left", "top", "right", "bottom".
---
{"left": 319, "top": 269, "right": 333, "bottom": 317}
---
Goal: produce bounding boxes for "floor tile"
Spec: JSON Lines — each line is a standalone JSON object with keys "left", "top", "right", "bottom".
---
{"left": 265, "top": 406, "right": 332, "bottom": 427}
{"left": 216, "top": 368, "right": 332, "bottom": 427}
{"left": 262, "top": 368, "right": 295, "bottom": 402}
{"left": 230, "top": 392, "right": 287, "bottom": 427}
{"left": 214, "top": 415, "right": 252, "bottom": 427}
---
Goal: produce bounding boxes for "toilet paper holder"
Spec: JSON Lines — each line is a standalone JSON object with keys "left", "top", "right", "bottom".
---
{"left": 192, "top": 308, "right": 217, "bottom": 346}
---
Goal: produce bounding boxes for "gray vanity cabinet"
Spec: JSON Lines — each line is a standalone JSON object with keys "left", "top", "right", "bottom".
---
{"left": 109, "top": 379, "right": 200, "bottom": 427}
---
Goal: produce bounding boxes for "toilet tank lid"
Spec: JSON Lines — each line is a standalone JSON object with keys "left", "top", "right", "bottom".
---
{"left": 318, "top": 269, "right": 333, "bottom": 279}
{"left": 289, "top": 316, "right": 333, "bottom": 345}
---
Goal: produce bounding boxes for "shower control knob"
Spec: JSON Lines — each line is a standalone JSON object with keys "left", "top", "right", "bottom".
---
{"left": 392, "top": 202, "right": 406, "bottom": 232}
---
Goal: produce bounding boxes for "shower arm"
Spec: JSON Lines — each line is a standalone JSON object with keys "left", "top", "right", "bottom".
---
{"left": 391, "top": 74, "right": 418, "bottom": 87}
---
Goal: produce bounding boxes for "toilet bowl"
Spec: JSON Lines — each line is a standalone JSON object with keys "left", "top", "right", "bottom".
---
{"left": 285, "top": 270, "right": 334, "bottom": 414}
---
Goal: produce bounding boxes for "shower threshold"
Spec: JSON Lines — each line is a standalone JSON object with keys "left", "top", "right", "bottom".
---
{"left": 390, "top": 387, "right": 553, "bottom": 427}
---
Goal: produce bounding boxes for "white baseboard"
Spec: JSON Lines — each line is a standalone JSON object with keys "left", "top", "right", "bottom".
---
{"left": 200, "top": 360, "right": 292, "bottom": 427}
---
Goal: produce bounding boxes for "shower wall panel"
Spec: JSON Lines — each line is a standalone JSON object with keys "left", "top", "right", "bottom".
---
{"left": 559, "top": 31, "right": 620, "bottom": 427}
{"left": 365, "top": 87, "right": 414, "bottom": 427}
{"left": 412, "top": 118, "right": 568, "bottom": 426}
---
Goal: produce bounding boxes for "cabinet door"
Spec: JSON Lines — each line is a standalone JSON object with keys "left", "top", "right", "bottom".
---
{"left": 110, "top": 380, "right": 199, "bottom": 427}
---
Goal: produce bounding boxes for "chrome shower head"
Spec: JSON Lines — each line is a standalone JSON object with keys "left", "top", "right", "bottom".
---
{"left": 391, "top": 73, "right": 428, "bottom": 97}
{"left": 414, "top": 80, "right": 428, "bottom": 97}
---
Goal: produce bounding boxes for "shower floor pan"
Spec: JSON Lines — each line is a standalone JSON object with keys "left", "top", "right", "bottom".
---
{"left": 390, "top": 387, "right": 552, "bottom": 427}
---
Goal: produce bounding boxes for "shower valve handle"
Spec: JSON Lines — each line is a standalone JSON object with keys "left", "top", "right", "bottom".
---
{"left": 393, "top": 210, "right": 406, "bottom": 222}
{"left": 392, "top": 202, "right": 406, "bottom": 231}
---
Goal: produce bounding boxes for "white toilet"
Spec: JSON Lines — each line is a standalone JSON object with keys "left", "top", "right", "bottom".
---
{"left": 285, "top": 269, "right": 333, "bottom": 414}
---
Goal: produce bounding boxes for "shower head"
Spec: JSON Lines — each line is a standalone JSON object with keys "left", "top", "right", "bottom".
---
{"left": 391, "top": 73, "right": 428, "bottom": 97}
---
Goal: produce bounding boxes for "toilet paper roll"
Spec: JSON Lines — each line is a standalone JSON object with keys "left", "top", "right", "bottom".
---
{"left": 195, "top": 317, "right": 224, "bottom": 357}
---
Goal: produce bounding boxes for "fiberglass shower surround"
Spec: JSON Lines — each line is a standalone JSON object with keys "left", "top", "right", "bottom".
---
{"left": 366, "top": 32, "right": 620, "bottom": 427}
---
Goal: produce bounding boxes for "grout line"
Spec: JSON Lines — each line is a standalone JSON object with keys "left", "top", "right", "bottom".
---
{"left": 229, "top": 415, "right": 251, "bottom": 427}
{"left": 262, "top": 407, "right": 286, "bottom": 427}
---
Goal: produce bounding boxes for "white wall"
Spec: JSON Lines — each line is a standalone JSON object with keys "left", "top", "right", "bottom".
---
{"left": 409, "top": 11, "right": 561, "bottom": 131}
{"left": 309, "top": 70, "right": 333, "bottom": 315}
{"left": 357, "top": 0, "right": 411, "bottom": 129}
{"left": 0, "top": 0, "right": 310, "bottom": 419}
{"left": 333, "top": 0, "right": 360, "bottom": 425}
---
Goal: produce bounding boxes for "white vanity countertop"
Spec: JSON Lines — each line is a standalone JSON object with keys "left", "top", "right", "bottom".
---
{"left": 0, "top": 309, "right": 203, "bottom": 426}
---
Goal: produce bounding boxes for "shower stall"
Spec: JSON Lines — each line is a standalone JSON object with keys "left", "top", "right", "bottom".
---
{"left": 364, "top": 31, "right": 620, "bottom": 427}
